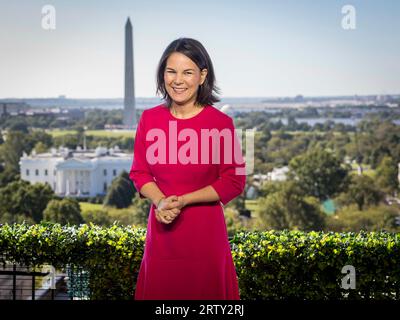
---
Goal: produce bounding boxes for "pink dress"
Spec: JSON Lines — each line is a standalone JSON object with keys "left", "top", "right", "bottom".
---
{"left": 129, "top": 103, "right": 246, "bottom": 300}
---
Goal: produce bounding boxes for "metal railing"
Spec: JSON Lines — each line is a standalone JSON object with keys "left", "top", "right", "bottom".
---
{"left": 0, "top": 263, "right": 70, "bottom": 300}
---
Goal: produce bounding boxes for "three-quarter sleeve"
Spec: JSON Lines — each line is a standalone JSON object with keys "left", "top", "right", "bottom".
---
{"left": 210, "top": 117, "right": 246, "bottom": 206}
{"left": 129, "top": 110, "right": 155, "bottom": 198}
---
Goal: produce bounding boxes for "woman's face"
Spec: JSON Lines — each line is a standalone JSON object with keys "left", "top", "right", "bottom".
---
{"left": 164, "top": 52, "right": 208, "bottom": 106}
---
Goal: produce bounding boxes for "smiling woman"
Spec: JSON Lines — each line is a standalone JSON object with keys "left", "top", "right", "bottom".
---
{"left": 156, "top": 38, "right": 220, "bottom": 118}
{"left": 129, "top": 38, "right": 246, "bottom": 300}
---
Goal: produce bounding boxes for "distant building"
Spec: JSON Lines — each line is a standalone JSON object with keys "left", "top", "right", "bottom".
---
{"left": 0, "top": 102, "right": 84, "bottom": 121}
{"left": 19, "top": 146, "right": 133, "bottom": 197}
{"left": 267, "top": 166, "right": 289, "bottom": 181}
{"left": 252, "top": 173, "right": 268, "bottom": 187}
{"left": 104, "top": 124, "right": 132, "bottom": 130}
{"left": 0, "top": 102, "right": 30, "bottom": 117}
{"left": 52, "top": 108, "right": 85, "bottom": 121}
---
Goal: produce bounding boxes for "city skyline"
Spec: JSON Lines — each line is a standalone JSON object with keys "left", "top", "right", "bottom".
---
{"left": 0, "top": 0, "right": 399, "bottom": 99}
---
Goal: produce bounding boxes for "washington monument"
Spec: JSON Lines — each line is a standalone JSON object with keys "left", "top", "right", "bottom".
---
{"left": 124, "top": 17, "right": 136, "bottom": 129}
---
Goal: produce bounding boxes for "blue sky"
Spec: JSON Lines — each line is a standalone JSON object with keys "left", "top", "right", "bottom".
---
{"left": 0, "top": 0, "right": 399, "bottom": 98}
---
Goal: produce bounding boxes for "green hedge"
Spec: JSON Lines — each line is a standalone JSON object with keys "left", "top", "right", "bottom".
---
{"left": 231, "top": 230, "right": 400, "bottom": 300}
{"left": 1, "top": 223, "right": 399, "bottom": 300}
{"left": 0, "top": 223, "right": 146, "bottom": 300}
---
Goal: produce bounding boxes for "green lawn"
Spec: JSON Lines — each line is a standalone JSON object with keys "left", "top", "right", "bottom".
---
{"left": 349, "top": 163, "right": 375, "bottom": 177}
{"left": 47, "top": 129, "right": 135, "bottom": 138}
{"left": 270, "top": 130, "right": 353, "bottom": 136}
{"left": 47, "top": 129, "right": 76, "bottom": 137}
{"left": 86, "top": 130, "right": 135, "bottom": 138}
{"left": 79, "top": 202, "right": 104, "bottom": 214}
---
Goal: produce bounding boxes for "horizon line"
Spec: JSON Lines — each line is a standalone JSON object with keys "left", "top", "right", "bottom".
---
{"left": 1, "top": 93, "right": 400, "bottom": 100}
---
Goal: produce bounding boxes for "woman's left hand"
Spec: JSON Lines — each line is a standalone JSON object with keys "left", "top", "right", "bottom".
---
{"left": 155, "top": 195, "right": 187, "bottom": 224}
{"left": 173, "top": 196, "right": 186, "bottom": 210}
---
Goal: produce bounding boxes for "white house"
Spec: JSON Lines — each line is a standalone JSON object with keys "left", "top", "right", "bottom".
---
{"left": 19, "top": 146, "right": 133, "bottom": 197}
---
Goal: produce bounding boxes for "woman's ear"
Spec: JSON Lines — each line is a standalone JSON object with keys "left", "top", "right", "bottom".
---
{"left": 200, "top": 69, "right": 208, "bottom": 85}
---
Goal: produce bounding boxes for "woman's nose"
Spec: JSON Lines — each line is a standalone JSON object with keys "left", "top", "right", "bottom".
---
{"left": 174, "top": 73, "right": 184, "bottom": 84}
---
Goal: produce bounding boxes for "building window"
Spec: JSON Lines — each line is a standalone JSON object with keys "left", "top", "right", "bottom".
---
{"left": 103, "top": 182, "right": 107, "bottom": 192}
{"left": 113, "top": 169, "right": 117, "bottom": 176}
{"left": 103, "top": 169, "right": 107, "bottom": 176}
{"left": 54, "top": 170, "right": 56, "bottom": 176}
{"left": 35, "top": 169, "right": 39, "bottom": 176}
{"left": 26, "top": 169, "right": 29, "bottom": 176}
{"left": 45, "top": 169, "right": 48, "bottom": 176}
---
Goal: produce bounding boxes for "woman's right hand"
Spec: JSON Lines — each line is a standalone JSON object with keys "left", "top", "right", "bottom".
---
{"left": 155, "top": 195, "right": 181, "bottom": 224}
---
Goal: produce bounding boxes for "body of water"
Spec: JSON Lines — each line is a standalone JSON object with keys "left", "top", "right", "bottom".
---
{"left": 270, "top": 117, "right": 400, "bottom": 126}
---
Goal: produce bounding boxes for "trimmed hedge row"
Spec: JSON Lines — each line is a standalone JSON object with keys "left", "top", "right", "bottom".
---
{"left": 231, "top": 230, "right": 400, "bottom": 299}
{"left": 1, "top": 223, "right": 399, "bottom": 300}
{"left": 0, "top": 223, "right": 146, "bottom": 300}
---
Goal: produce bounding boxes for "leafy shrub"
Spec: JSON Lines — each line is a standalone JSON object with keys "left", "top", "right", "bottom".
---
{"left": 1, "top": 224, "right": 400, "bottom": 300}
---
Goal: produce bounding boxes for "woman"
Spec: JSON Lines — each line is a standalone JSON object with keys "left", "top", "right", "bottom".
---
{"left": 129, "top": 38, "right": 246, "bottom": 300}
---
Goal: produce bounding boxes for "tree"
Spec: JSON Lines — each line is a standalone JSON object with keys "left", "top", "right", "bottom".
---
{"left": 354, "top": 119, "right": 400, "bottom": 168}
{"left": 0, "top": 130, "right": 53, "bottom": 173}
{"left": 335, "top": 175, "right": 384, "bottom": 211}
{"left": 34, "top": 141, "right": 49, "bottom": 154}
{"left": 0, "top": 164, "right": 20, "bottom": 188}
{"left": 259, "top": 181, "right": 285, "bottom": 198}
{"left": 81, "top": 209, "right": 112, "bottom": 226}
{"left": 30, "top": 130, "right": 53, "bottom": 149}
{"left": 130, "top": 194, "right": 151, "bottom": 226}
{"left": 74, "top": 125, "right": 85, "bottom": 148}
{"left": 0, "top": 131, "right": 33, "bottom": 172}
{"left": 375, "top": 156, "right": 399, "bottom": 196}
{"left": 0, "top": 211, "right": 36, "bottom": 225}
{"left": 288, "top": 146, "right": 350, "bottom": 201}
{"left": 43, "top": 198, "right": 84, "bottom": 225}
{"left": 0, "top": 180, "right": 54, "bottom": 223}
{"left": 257, "top": 181, "right": 325, "bottom": 231}
{"left": 103, "top": 171, "right": 136, "bottom": 208}
{"left": 325, "top": 204, "right": 400, "bottom": 233}
{"left": 8, "top": 119, "right": 29, "bottom": 133}
{"left": 223, "top": 207, "right": 260, "bottom": 237}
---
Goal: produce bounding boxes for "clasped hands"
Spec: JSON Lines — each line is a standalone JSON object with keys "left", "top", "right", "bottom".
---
{"left": 155, "top": 195, "right": 186, "bottom": 224}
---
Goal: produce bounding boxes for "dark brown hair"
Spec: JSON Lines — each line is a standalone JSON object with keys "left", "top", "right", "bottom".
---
{"left": 156, "top": 38, "right": 220, "bottom": 108}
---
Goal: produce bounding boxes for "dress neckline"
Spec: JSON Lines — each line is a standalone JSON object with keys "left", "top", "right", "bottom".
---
{"left": 165, "top": 104, "right": 209, "bottom": 121}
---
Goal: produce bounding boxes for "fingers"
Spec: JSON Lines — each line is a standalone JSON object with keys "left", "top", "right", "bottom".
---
{"left": 155, "top": 208, "right": 179, "bottom": 224}
{"left": 155, "top": 209, "right": 170, "bottom": 224}
{"left": 169, "top": 207, "right": 181, "bottom": 215}
{"left": 160, "top": 214, "right": 171, "bottom": 224}
{"left": 159, "top": 195, "right": 181, "bottom": 211}
{"left": 163, "top": 201, "right": 181, "bottom": 211}
{"left": 155, "top": 195, "right": 183, "bottom": 224}
{"left": 165, "top": 208, "right": 180, "bottom": 220}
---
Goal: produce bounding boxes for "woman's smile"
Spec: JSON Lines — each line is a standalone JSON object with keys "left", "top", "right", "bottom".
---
{"left": 172, "top": 87, "right": 187, "bottom": 94}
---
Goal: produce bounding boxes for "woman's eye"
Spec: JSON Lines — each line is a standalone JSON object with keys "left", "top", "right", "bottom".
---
{"left": 165, "top": 70, "right": 192, "bottom": 75}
